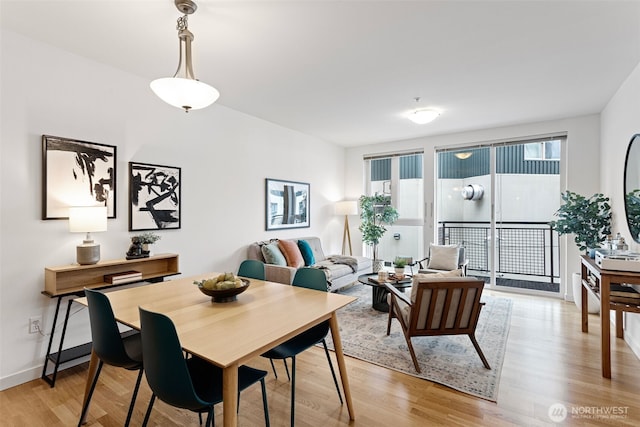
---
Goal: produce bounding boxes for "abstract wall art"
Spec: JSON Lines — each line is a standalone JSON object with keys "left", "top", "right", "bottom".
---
{"left": 129, "top": 161, "right": 181, "bottom": 231}
{"left": 42, "top": 135, "right": 116, "bottom": 219}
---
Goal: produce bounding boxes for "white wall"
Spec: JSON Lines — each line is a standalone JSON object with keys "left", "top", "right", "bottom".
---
{"left": 0, "top": 30, "right": 346, "bottom": 389}
{"left": 601, "top": 60, "right": 640, "bottom": 358}
{"left": 345, "top": 115, "right": 601, "bottom": 301}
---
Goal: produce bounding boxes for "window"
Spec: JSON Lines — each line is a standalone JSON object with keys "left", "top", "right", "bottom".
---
{"left": 524, "top": 140, "right": 561, "bottom": 160}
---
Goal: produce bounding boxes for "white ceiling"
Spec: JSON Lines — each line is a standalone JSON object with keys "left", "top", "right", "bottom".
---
{"left": 2, "top": 1, "right": 640, "bottom": 147}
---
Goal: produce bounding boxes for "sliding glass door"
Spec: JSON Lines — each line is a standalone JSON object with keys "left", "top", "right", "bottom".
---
{"left": 436, "top": 138, "right": 562, "bottom": 294}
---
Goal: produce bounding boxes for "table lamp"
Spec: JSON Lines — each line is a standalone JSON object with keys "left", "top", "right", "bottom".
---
{"left": 335, "top": 200, "right": 359, "bottom": 256}
{"left": 69, "top": 206, "right": 107, "bottom": 265}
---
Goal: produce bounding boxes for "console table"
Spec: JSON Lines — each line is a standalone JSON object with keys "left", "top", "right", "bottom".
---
{"left": 41, "top": 253, "right": 180, "bottom": 387}
{"left": 580, "top": 255, "right": 640, "bottom": 378}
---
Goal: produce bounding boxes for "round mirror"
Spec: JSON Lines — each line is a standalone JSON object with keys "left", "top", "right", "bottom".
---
{"left": 624, "top": 134, "right": 640, "bottom": 243}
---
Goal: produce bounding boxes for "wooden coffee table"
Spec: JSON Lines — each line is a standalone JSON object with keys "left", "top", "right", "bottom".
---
{"left": 358, "top": 273, "right": 412, "bottom": 312}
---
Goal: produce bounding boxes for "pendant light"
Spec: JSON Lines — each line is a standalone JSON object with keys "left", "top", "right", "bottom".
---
{"left": 407, "top": 97, "right": 440, "bottom": 124}
{"left": 150, "top": 0, "right": 219, "bottom": 112}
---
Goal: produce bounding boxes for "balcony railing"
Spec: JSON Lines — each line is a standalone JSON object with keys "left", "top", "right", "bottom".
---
{"left": 438, "top": 221, "right": 560, "bottom": 287}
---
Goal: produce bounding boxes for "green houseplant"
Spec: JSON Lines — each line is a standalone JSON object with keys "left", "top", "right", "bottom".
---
{"left": 393, "top": 256, "right": 408, "bottom": 277}
{"left": 134, "top": 232, "right": 161, "bottom": 255}
{"left": 549, "top": 190, "right": 611, "bottom": 257}
{"left": 359, "top": 194, "right": 399, "bottom": 272}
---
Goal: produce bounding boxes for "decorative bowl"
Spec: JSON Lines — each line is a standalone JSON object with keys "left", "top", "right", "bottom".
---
{"left": 197, "top": 279, "right": 250, "bottom": 303}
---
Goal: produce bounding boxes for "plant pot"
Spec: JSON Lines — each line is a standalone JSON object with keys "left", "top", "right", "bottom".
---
{"left": 372, "top": 259, "right": 384, "bottom": 273}
{"left": 572, "top": 272, "right": 599, "bottom": 314}
{"left": 394, "top": 267, "right": 405, "bottom": 277}
{"left": 142, "top": 243, "right": 153, "bottom": 257}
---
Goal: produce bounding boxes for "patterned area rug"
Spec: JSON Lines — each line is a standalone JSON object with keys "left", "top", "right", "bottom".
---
{"left": 327, "top": 284, "right": 513, "bottom": 401}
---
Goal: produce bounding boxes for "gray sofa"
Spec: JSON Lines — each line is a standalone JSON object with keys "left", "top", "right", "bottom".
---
{"left": 246, "top": 236, "right": 372, "bottom": 292}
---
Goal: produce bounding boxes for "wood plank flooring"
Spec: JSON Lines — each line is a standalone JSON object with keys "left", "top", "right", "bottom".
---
{"left": 2, "top": 290, "right": 640, "bottom": 426}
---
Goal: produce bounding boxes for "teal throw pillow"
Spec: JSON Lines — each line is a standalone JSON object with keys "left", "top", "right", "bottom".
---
{"left": 297, "top": 239, "right": 316, "bottom": 266}
{"left": 261, "top": 243, "right": 287, "bottom": 266}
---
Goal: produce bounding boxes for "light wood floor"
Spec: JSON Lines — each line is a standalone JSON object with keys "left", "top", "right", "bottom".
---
{"left": 2, "top": 290, "right": 640, "bottom": 426}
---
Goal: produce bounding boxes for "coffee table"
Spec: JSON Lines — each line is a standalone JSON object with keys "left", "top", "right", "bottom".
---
{"left": 358, "top": 273, "right": 412, "bottom": 312}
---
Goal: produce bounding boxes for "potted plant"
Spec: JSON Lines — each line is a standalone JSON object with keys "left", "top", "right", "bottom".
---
{"left": 393, "top": 257, "right": 408, "bottom": 278}
{"left": 134, "top": 232, "right": 161, "bottom": 255}
{"left": 359, "top": 194, "right": 399, "bottom": 272}
{"left": 549, "top": 190, "right": 611, "bottom": 258}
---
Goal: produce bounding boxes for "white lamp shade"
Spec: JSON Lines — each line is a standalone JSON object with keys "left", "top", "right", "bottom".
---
{"left": 335, "top": 200, "right": 359, "bottom": 216}
{"left": 150, "top": 77, "right": 220, "bottom": 111}
{"left": 407, "top": 109, "right": 440, "bottom": 124}
{"left": 69, "top": 206, "right": 107, "bottom": 233}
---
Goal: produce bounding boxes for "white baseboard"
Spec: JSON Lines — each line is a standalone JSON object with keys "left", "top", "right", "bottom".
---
{"left": 0, "top": 356, "right": 90, "bottom": 391}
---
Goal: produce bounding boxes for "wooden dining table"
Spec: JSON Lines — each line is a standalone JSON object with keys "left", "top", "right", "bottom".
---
{"left": 75, "top": 273, "right": 356, "bottom": 426}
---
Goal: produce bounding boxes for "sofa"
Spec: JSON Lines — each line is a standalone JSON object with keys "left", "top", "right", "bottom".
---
{"left": 246, "top": 236, "right": 372, "bottom": 292}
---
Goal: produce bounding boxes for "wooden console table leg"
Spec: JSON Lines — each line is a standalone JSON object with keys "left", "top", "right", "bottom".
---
{"left": 616, "top": 310, "right": 624, "bottom": 338}
{"left": 601, "top": 276, "right": 612, "bottom": 378}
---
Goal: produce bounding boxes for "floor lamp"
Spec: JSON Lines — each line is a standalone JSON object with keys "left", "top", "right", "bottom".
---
{"left": 335, "top": 201, "right": 359, "bottom": 256}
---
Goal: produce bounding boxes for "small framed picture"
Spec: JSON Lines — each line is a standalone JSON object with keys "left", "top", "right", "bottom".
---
{"left": 42, "top": 135, "right": 116, "bottom": 219}
{"left": 129, "top": 161, "right": 181, "bottom": 231}
{"left": 265, "top": 178, "right": 310, "bottom": 230}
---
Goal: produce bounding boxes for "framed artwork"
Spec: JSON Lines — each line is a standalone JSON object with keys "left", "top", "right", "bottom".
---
{"left": 129, "top": 161, "right": 181, "bottom": 231}
{"left": 42, "top": 135, "right": 116, "bottom": 220}
{"left": 265, "top": 178, "right": 310, "bottom": 230}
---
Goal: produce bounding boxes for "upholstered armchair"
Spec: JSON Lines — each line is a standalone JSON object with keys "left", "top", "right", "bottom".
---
{"left": 385, "top": 276, "right": 490, "bottom": 373}
{"left": 416, "top": 243, "right": 468, "bottom": 275}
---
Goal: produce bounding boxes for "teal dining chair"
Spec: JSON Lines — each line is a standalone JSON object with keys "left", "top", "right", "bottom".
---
{"left": 138, "top": 307, "right": 270, "bottom": 427}
{"left": 261, "top": 267, "right": 343, "bottom": 426}
{"left": 238, "top": 259, "right": 265, "bottom": 280}
{"left": 78, "top": 289, "right": 143, "bottom": 427}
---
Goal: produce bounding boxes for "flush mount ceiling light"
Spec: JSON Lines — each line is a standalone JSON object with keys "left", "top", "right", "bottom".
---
{"left": 150, "top": 0, "right": 219, "bottom": 112}
{"left": 407, "top": 97, "right": 440, "bottom": 124}
{"left": 454, "top": 152, "right": 473, "bottom": 160}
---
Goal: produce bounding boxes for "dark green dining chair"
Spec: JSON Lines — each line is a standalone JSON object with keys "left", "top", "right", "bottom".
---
{"left": 261, "top": 267, "right": 343, "bottom": 426}
{"left": 78, "top": 289, "right": 143, "bottom": 427}
{"left": 138, "top": 307, "right": 270, "bottom": 427}
{"left": 238, "top": 259, "right": 265, "bottom": 280}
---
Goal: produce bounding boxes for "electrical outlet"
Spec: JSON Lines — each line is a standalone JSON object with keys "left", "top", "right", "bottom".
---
{"left": 29, "top": 316, "right": 42, "bottom": 334}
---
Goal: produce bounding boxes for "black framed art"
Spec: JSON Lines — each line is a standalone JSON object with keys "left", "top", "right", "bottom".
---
{"left": 129, "top": 161, "right": 181, "bottom": 231}
{"left": 265, "top": 178, "right": 310, "bottom": 230}
{"left": 42, "top": 135, "right": 116, "bottom": 220}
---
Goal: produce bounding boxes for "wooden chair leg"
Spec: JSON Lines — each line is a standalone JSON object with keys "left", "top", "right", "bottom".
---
{"left": 469, "top": 334, "right": 491, "bottom": 369}
{"left": 386, "top": 302, "right": 394, "bottom": 335}
{"left": 404, "top": 334, "right": 421, "bottom": 373}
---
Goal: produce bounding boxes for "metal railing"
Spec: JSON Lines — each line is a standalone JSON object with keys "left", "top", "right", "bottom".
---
{"left": 438, "top": 221, "right": 560, "bottom": 284}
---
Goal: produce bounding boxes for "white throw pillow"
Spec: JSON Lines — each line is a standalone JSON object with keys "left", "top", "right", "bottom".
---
{"left": 427, "top": 244, "right": 460, "bottom": 271}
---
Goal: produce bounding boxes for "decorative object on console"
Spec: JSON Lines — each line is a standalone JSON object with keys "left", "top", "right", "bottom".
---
{"left": 150, "top": 0, "right": 219, "bottom": 112}
{"left": 69, "top": 206, "right": 107, "bottom": 265}
{"left": 359, "top": 194, "right": 399, "bottom": 273}
{"left": 129, "top": 162, "right": 181, "bottom": 231}
{"left": 42, "top": 135, "right": 116, "bottom": 220}
{"left": 265, "top": 178, "right": 310, "bottom": 231}
{"left": 335, "top": 200, "right": 359, "bottom": 256}
{"left": 134, "top": 231, "right": 161, "bottom": 256}
{"left": 126, "top": 236, "right": 146, "bottom": 260}
{"left": 549, "top": 190, "right": 611, "bottom": 257}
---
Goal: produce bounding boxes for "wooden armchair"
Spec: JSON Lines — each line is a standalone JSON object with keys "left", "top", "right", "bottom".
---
{"left": 385, "top": 276, "right": 490, "bottom": 373}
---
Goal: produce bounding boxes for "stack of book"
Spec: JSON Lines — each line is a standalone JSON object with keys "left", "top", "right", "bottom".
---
{"left": 609, "top": 284, "right": 640, "bottom": 306}
{"left": 104, "top": 270, "right": 142, "bottom": 285}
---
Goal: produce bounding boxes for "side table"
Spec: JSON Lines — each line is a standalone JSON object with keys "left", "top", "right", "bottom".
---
{"left": 358, "top": 273, "right": 412, "bottom": 312}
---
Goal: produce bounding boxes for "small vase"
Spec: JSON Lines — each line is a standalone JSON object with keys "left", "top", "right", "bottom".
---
{"left": 142, "top": 243, "right": 153, "bottom": 257}
{"left": 372, "top": 259, "right": 383, "bottom": 273}
{"left": 394, "top": 267, "right": 405, "bottom": 277}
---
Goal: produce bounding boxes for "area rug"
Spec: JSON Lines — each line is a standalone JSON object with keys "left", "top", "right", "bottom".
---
{"left": 326, "top": 284, "right": 513, "bottom": 402}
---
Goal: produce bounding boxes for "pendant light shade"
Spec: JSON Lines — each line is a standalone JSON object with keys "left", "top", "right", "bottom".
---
{"left": 407, "top": 97, "right": 440, "bottom": 124}
{"left": 407, "top": 109, "right": 440, "bottom": 124}
{"left": 151, "top": 0, "right": 218, "bottom": 112}
{"left": 150, "top": 77, "right": 219, "bottom": 111}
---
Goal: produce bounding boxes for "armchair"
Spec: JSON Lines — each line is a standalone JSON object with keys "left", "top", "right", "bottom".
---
{"left": 414, "top": 243, "right": 467, "bottom": 275}
{"left": 385, "top": 276, "right": 490, "bottom": 373}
